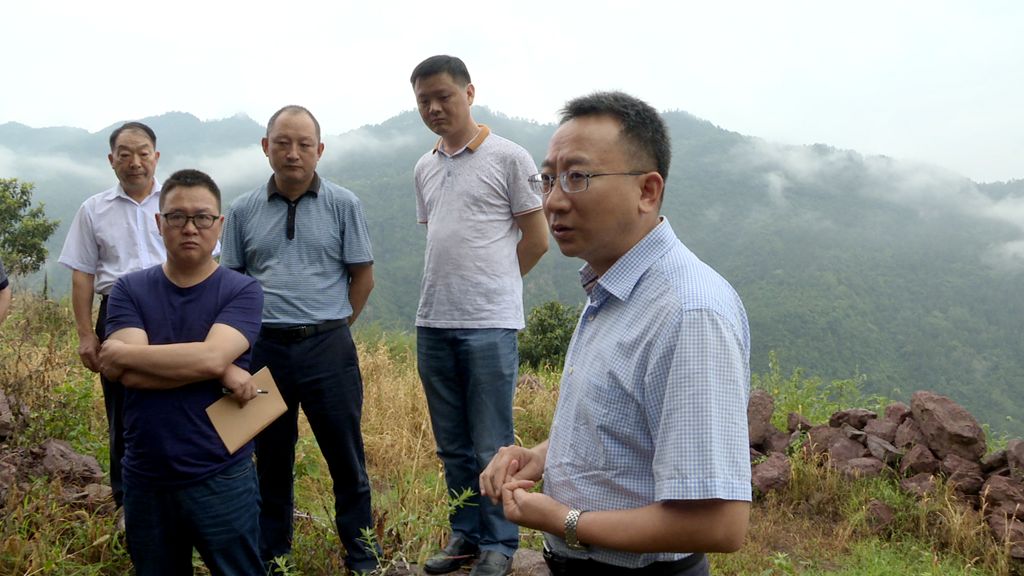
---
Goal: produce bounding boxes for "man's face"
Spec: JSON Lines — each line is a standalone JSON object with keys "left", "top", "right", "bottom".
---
{"left": 542, "top": 115, "right": 654, "bottom": 276}
{"left": 157, "top": 185, "right": 222, "bottom": 267}
{"left": 413, "top": 72, "right": 475, "bottom": 138}
{"left": 262, "top": 111, "right": 324, "bottom": 192}
{"left": 108, "top": 129, "right": 159, "bottom": 196}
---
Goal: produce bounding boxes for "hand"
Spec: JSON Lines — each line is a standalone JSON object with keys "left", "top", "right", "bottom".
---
{"left": 97, "top": 339, "right": 125, "bottom": 380}
{"left": 221, "top": 364, "right": 257, "bottom": 406}
{"left": 78, "top": 332, "right": 101, "bottom": 372}
{"left": 480, "top": 445, "right": 544, "bottom": 504}
{"left": 501, "top": 478, "right": 568, "bottom": 534}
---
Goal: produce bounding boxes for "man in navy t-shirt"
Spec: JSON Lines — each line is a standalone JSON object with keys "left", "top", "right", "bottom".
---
{"left": 99, "top": 169, "right": 264, "bottom": 576}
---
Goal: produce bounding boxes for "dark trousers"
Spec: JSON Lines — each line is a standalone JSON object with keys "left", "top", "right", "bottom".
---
{"left": 123, "top": 459, "right": 263, "bottom": 576}
{"left": 252, "top": 323, "right": 379, "bottom": 572}
{"left": 543, "top": 546, "right": 708, "bottom": 576}
{"left": 96, "top": 296, "right": 125, "bottom": 507}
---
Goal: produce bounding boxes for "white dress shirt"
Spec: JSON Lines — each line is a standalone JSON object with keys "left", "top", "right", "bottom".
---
{"left": 58, "top": 179, "right": 165, "bottom": 295}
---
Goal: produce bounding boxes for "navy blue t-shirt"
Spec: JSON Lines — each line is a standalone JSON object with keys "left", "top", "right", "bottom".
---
{"left": 106, "top": 265, "right": 263, "bottom": 488}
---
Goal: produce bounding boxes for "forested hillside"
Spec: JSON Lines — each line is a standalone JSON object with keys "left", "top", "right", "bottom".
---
{"left": 1, "top": 109, "right": 1021, "bottom": 435}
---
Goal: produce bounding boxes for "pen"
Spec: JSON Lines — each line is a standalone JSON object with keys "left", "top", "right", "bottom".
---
{"left": 221, "top": 388, "right": 269, "bottom": 395}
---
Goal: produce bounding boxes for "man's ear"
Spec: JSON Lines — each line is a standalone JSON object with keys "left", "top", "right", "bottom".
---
{"left": 638, "top": 172, "right": 665, "bottom": 214}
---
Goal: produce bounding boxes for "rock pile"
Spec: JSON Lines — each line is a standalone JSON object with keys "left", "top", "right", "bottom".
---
{"left": 749, "top": 389, "right": 1024, "bottom": 560}
{"left": 0, "top": 390, "right": 112, "bottom": 513}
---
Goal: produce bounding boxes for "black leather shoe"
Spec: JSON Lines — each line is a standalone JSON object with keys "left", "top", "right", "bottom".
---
{"left": 468, "top": 550, "right": 512, "bottom": 576}
{"left": 423, "top": 535, "right": 480, "bottom": 574}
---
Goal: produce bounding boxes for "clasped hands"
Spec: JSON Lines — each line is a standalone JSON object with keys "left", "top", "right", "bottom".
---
{"left": 479, "top": 444, "right": 570, "bottom": 535}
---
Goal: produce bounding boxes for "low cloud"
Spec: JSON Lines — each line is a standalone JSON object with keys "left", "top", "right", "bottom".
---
{"left": 0, "top": 145, "right": 107, "bottom": 182}
{"left": 731, "top": 139, "right": 1024, "bottom": 267}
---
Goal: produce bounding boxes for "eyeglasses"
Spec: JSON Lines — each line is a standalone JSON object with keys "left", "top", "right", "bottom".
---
{"left": 527, "top": 171, "right": 647, "bottom": 195}
{"left": 161, "top": 212, "right": 220, "bottom": 229}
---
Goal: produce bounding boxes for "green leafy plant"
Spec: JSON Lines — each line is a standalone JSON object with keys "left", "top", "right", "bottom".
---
{"left": 518, "top": 301, "right": 581, "bottom": 370}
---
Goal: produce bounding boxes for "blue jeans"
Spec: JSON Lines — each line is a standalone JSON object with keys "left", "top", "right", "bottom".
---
{"left": 252, "top": 324, "right": 380, "bottom": 572}
{"left": 417, "top": 327, "right": 519, "bottom": 557}
{"left": 122, "top": 459, "right": 262, "bottom": 576}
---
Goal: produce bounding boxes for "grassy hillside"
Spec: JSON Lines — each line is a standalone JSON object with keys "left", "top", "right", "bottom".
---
{"left": 0, "top": 296, "right": 1019, "bottom": 575}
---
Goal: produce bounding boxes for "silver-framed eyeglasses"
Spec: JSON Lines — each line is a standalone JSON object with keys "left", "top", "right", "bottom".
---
{"left": 161, "top": 212, "right": 220, "bottom": 229}
{"left": 528, "top": 170, "right": 647, "bottom": 195}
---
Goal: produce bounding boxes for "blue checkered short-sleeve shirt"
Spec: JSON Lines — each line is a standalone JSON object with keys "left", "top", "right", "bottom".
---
{"left": 544, "top": 218, "right": 751, "bottom": 568}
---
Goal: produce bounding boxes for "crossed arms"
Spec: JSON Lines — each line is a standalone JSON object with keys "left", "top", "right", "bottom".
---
{"left": 100, "top": 323, "right": 258, "bottom": 403}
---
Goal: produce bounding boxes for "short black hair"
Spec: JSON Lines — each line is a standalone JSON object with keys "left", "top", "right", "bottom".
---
{"left": 266, "top": 105, "right": 321, "bottom": 142}
{"left": 410, "top": 55, "right": 471, "bottom": 86}
{"left": 159, "top": 169, "right": 222, "bottom": 211}
{"left": 559, "top": 91, "right": 671, "bottom": 180}
{"left": 109, "top": 121, "right": 157, "bottom": 151}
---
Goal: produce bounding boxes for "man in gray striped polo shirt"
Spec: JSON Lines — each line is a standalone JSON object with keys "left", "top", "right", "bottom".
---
{"left": 220, "top": 105, "right": 379, "bottom": 574}
{"left": 411, "top": 55, "right": 549, "bottom": 576}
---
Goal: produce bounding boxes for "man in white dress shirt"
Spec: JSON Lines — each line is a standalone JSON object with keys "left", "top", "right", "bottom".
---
{"left": 59, "top": 121, "right": 165, "bottom": 511}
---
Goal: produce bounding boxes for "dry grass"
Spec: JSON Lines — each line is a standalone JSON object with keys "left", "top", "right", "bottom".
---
{"left": 0, "top": 294, "right": 1020, "bottom": 575}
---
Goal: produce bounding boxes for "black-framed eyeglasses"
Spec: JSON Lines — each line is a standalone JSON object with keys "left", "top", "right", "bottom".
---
{"left": 161, "top": 212, "right": 220, "bottom": 229}
{"left": 527, "top": 171, "right": 647, "bottom": 195}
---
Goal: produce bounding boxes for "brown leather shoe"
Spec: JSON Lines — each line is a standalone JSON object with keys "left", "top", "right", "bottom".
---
{"left": 423, "top": 535, "right": 480, "bottom": 574}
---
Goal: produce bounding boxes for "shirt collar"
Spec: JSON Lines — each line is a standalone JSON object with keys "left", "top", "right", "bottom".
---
{"left": 432, "top": 124, "right": 491, "bottom": 156}
{"left": 113, "top": 177, "right": 162, "bottom": 204}
{"left": 266, "top": 173, "right": 320, "bottom": 201}
{"left": 579, "top": 217, "right": 676, "bottom": 302}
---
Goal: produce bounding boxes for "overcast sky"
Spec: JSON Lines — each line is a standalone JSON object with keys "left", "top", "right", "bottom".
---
{"left": 2, "top": 1, "right": 1020, "bottom": 182}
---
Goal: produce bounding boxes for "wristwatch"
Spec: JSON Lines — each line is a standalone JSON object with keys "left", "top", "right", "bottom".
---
{"left": 564, "top": 508, "right": 587, "bottom": 550}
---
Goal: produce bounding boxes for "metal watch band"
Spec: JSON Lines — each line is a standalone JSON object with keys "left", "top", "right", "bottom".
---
{"left": 564, "top": 508, "right": 587, "bottom": 550}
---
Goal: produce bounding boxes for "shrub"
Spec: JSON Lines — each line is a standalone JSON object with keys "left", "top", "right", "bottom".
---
{"left": 518, "top": 301, "right": 581, "bottom": 370}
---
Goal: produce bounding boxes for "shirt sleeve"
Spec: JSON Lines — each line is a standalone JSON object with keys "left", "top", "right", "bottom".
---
{"left": 214, "top": 276, "right": 264, "bottom": 348}
{"left": 414, "top": 157, "right": 428, "bottom": 224}
{"left": 58, "top": 201, "right": 100, "bottom": 274}
{"left": 0, "top": 257, "right": 8, "bottom": 290}
{"left": 507, "top": 146, "right": 542, "bottom": 216}
{"left": 646, "top": 308, "right": 752, "bottom": 503}
{"left": 219, "top": 201, "right": 245, "bottom": 272}
{"left": 104, "top": 276, "right": 145, "bottom": 337}
{"left": 340, "top": 195, "right": 374, "bottom": 265}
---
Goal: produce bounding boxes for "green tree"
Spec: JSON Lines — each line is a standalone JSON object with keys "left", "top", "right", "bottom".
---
{"left": 0, "top": 178, "right": 60, "bottom": 276}
{"left": 519, "top": 300, "right": 581, "bottom": 370}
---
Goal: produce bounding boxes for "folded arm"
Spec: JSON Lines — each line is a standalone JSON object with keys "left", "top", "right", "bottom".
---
{"left": 101, "top": 323, "right": 252, "bottom": 390}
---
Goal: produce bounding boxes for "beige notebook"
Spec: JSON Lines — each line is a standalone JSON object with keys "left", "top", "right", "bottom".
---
{"left": 206, "top": 367, "right": 287, "bottom": 454}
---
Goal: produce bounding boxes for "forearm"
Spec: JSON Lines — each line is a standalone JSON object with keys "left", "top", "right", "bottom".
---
{"left": 70, "top": 271, "right": 97, "bottom": 338}
{"left": 347, "top": 265, "right": 374, "bottom": 325}
{"left": 517, "top": 239, "right": 546, "bottom": 276}
{"left": 515, "top": 210, "right": 549, "bottom": 276}
{"left": 572, "top": 499, "right": 750, "bottom": 554}
{"left": 113, "top": 342, "right": 234, "bottom": 382}
{"left": 120, "top": 369, "right": 190, "bottom": 390}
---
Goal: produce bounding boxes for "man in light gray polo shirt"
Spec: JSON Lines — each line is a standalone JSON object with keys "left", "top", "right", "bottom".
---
{"left": 411, "top": 55, "right": 549, "bottom": 576}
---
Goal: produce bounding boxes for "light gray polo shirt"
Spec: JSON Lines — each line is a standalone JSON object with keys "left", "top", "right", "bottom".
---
{"left": 414, "top": 126, "right": 542, "bottom": 329}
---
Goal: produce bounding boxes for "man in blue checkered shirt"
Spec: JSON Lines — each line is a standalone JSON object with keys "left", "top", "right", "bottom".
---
{"left": 481, "top": 92, "right": 751, "bottom": 575}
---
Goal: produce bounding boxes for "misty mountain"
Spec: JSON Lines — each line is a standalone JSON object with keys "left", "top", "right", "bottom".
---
{"left": 1, "top": 109, "right": 1022, "bottom": 436}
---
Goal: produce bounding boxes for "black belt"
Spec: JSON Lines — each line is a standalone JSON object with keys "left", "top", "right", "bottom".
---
{"left": 543, "top": 545, "right": 705, "bottom": 576}
{"left": 260, "top": 319, "right": 346, "bottom": 342}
